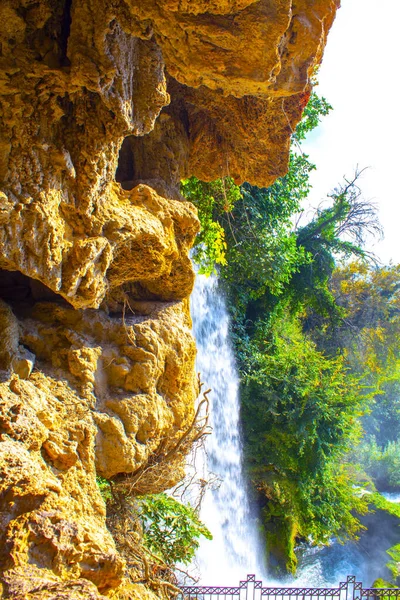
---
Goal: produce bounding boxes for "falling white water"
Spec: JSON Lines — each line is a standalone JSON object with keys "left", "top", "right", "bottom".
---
{"left": 189, "top": 273, "right": 265, "bottom": 585}
{"left": 382, "top": 492, "right": 400, "bottom": 503}
{"left": 186, "top": 272, "right": 397, "bottom": 589}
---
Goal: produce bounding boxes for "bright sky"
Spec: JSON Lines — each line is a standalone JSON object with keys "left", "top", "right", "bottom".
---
{"left": 302, "top": 0, "right": 400, "bottom": 265}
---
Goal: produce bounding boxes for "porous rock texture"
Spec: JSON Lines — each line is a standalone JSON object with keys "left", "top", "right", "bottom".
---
{"left": 0, "top": 0, "right": 339, "bottom": 597}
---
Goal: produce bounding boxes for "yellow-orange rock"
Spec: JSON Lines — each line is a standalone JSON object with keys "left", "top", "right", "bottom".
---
{"left": 0, "top": 183, "right": 198, "bottom": 309}
{"left": 0, "top": 376, "right": 124, "bottom": 596}
{"left": 19, "top": 297, "right": 197, "bottom": 482}
{"left": 0, "top": 0, "right": 339, "bottom": 596}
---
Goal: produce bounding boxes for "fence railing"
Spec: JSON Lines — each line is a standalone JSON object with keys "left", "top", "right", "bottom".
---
{"left": 178, "top": 574, "right": 400, "bottom": 600}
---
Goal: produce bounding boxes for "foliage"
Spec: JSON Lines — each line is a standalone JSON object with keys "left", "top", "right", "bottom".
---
{"left": 386, "top": 545, "right": 400, "bottom": 582}
{"left": 292, "top": 91, "right": 332, "bottom": 143}
{"left": 229, "top": 173, "right": 383, "bottom": 571}
{"left": 181, "top": 176, "right": 241, "bottom": 275}
{"left": 137, "top": 493, "right": 212, "bottom": 565}
{"left": 333, "top": 263, "right": 400, "bottom": 435}
{"left": 240, "top": 313, "right": 369, "bottom": 572}
{"left": 219, "top": 152, "right": 313, "bottom": 304}
{"left": 97, "top": 475, "right": 112, "bottom": 503}
{"left": 370, "top": 492, "right": 400, "bottom": 521}
{"left": 97, "top": 476, "right": 212, "bottom": 570}
{"left": 351, "top": 437, "right": 400, "bottom": 490}
{"left": 105, "top": 488, "right": 181, "bottom": 595}
{"left": 304, "top": 261, "right": 400, "bottom": 444}
{"left": 289, "top": 172, "right": 383, "bottom": 318}
{"left": 182, "top": 153, "right": 315, "bottom": 293}
{"left": 231, "top": 176, "right": 384, "bottom": 572}
{"left": 366, "top": 380, "right": 400, "bottom": 446}
{"left": 372, "top": 578, "right": 399, "bottom": 590}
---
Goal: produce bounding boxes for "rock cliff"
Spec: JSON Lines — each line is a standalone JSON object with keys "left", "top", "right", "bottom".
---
{"left": 0, "top": 0, "right": 339, "bottom": 597}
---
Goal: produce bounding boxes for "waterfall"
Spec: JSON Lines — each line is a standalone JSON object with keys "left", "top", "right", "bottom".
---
{"left": 187, "top": 273, "right": 395, "bottom": 589}
{"left": 189, "top": 273, "right": 265, "bottom": 584}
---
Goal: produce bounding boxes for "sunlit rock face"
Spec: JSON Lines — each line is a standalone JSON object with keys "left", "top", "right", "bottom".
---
{"left": 0, "top": 0, "right": 339, "bottom": 596}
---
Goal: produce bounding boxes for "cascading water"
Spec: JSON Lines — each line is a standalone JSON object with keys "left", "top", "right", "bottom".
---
{"left": 188, "top": 273, "right": 398, "bottom": 588}
{"left": 293, "top": 496, "right": 400, "bottom": 587}
{"left": 190, "top": 273, "right": 265, "bottom": 584}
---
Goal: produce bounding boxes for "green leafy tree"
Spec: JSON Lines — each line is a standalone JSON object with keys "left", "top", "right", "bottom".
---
{"left": 97, "top": 479, "right": 212, "bottom": 569}
{"left": 97, "top": 475, "right": 113, "bottom": 502}
{"left": 289, "top": 172, "right": 383, "bottom": 318}
{"left": 292, "top": 91, "right": 332, "bottom": 143}
{"left": 219, "top": 152, "right": 314, "bottom": 305}
{"left": 352, "top": 436, "right": 400, "bottom": 490}
{"left": 304, "top": 261, "right": 400, "bottom": 444}
{"left": 181, "top": 176, "right": 242, "bottom": 275}
{"left": 240, "top": 312, "right": 368, "bottom": 573}
{"left": 333, "top": 262, "right": 400, "bottom": 443}
{"left": 137, "top": 493, "right": 212, "bottom": 565}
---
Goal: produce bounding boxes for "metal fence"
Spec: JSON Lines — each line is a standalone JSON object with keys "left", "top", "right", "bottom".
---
{"left": 178, "top": 574, "right": 400, "bottom": 600}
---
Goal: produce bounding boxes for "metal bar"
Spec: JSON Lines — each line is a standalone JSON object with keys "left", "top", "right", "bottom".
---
{"left": 179, "top": 576, "right": 400, "bottom": 600}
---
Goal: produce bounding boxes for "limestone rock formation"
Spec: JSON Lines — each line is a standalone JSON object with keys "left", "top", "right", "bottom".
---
{"left": 0, "top": 0, "right": 339, "bottom": 597}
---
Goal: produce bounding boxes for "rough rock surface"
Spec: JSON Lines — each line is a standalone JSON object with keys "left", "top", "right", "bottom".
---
{"left": 0, "top": 0, "right": 339, "bottom": 597}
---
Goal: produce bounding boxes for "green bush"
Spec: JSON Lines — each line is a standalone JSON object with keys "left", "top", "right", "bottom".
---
{"left": 241, "top": 313, "right": 369, "bottom": 572}
{"left": 96, "top": 475, "right": 112, "bottom": 502}
{"left": 137, "top": 493, "right": 212, "bottom": 565}
{"left": 353, "top": 437, "right": 400, "bottom": 490}
{"left": 97, "top": 478, "right": 211, "bottom": 568}
{"left": 181, "top": 176, "right": 241, "bottom": 275}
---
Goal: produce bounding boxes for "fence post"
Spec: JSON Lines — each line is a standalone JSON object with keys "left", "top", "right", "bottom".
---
{"left": 354, "top": 577, "right": 363, "bottom": 600}
{"left": 240, "top": 575, "right": 256, "bottom": 600}
{"left": 340, "top": 575, "right": 353, "bottom": 600}
{"left": 348, "top": 576, "right": 356, "bottom": 600}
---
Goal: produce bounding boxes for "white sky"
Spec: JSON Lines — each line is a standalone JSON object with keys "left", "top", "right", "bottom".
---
{"left": 301, "top": 0, "right": 400, "bottom": 264}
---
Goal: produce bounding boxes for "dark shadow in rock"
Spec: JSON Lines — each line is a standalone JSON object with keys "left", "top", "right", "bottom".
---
{"left": 0, "top": 269, "right": 72, "bottom": 313}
